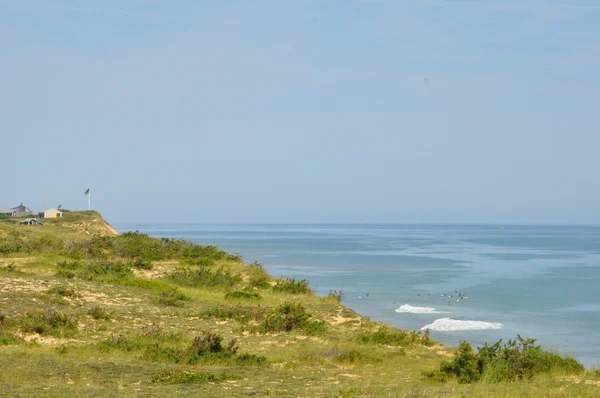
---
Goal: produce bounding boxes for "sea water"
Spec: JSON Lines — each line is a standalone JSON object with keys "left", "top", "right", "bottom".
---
{"left": 113, "top": 223, "right": 600, "bottom": 367}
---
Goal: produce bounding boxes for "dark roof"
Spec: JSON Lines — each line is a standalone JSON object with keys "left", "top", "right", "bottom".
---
{"left": 20, "top": 218, "right": 43, "bottom": 225}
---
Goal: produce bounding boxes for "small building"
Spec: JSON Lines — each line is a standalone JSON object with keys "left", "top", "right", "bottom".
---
{"left": 20, "top": 218, "right": 44, "bottom": 226}
{"left": 0, "top": 208, "right": 16, "bottom": 217}
{"left": 39, "top": 208, "right": 63, "bottom": 218}
{"left": 13, "top": 203, "right": 33, "bottom": 217}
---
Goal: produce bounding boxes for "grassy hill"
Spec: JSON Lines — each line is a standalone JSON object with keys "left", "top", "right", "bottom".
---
{"left": 1, "top": 212, "right": 599, "bottom": 397}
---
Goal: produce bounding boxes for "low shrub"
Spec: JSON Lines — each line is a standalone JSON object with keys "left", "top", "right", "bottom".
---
{"left": 224, "top": 290, "right": 262, "bottom": 301}
{"left": 128, "top": 259, "right": 153, "bottom": 270}
{"left": 155, "top": 288, "right": 190, "bottom": 307}
{"left": 358, "top": 326, "right": 433, "bottom": 347}
{"left": 57, "top": 269, "right": 75, "bottom": 279}
{"left": 46, "top": 285, "right": 78, "bottom": 297}
{"left": 247, "top": 262, "right": 271, "bottom": 289}
{"left": 0, "top": 329, "right": 20, "bottom": 345}
{"left": 99, "top": 325, "right": 183, "bottom": 353}
{"left": 142, "top": 331, "right": 267, "bottom": 366}
{"left": 87, "top": 306, "right": 113, "bottom": 320}
{"left": 272, "top": 278, "right": 312, "bottom": 294}
{"left": 151, "top": 370, "right": 238, "bottom": 384}
{"left": 20, "top": 310, "right": 78, "bottom": 337}
{"left": 78, "top": 261, "right": 134, "bottom": 282}
{"left": 182, "top": 244, "right": 240, "bottom": 263}
{"left": 327, "top": 289, "right": 345, "bottom": 304}
{"left": 424, "top": 336, "right": 585, "bottom": 384}
{"left": 56, "top": 260, "right": 83, "bottom": 270}
{"left": 168, "top": 267, "right": 242, "bottom": 289}
{"left": 0, "top": 315, "right": 20, "bottom": 345}
{"left": 335, "top": 349, "right": 364, "bottom": 363}
{"left": 55, "top": 260, "right": 83, "bottom": 278}
{"left": 141, "top": 324, "right": 182, "bottom": 341}
{"left": 253, "top": 302, "right": 326, "bottom": 335}
{"left": 183, "top": 257, "right": 214, "bottom": 267}
{"left": 99, "top": 334, "right": 144, "bottom": 352}
{"left": 199, "top": 305, "right": 266, "bottom": 324}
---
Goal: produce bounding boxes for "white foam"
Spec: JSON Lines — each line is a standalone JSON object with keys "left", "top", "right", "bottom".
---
{"left": 395, "top": 304, "right": 446, "bottom": 314}
{"left": 421, "top": 317, "right": 503, "bottom": 331}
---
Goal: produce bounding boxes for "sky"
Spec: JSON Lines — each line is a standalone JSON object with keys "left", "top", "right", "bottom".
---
{"left": 1, "top": 0, "right": 599, "bottom": 224}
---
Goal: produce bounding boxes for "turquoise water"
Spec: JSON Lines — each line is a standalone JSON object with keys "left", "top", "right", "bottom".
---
{"left": 114, "top": 223, "right": 600, "bottom": 367}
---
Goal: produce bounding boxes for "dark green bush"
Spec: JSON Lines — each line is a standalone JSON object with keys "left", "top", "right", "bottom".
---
{"left": 0, "top": 329, "right": 20, "bottom": 345}
{"left": 478, "top": 336, "right": 584, "bottom": 382}
{"left": 155, "top": 288, "right": 190, "bottom": 307}
{"left": 78, "top": 261, "right": 134, "bottom": 282}
{"left": 56, "top": 260, "right": 134, "bottom": 282}
{"left": 438, "top": 342, "right": 481, "bottom": 383}
{"left": 425, "top": 336, "right": 585, "bottom": 384}
{"left": 254, "top": 302, "right": 326, "bottom": 335}
{"left": 224, "top": 290, "right": 262, "bottom": 301}
{"left": 247, "top": 262, "right": 271, "bottom": 289}
{"left": 20, "top": 310, "right": 78, "bottom": 337}
{"left": 272, "top": 278, "right": 312, "bottom": 294}
{"left": 56, "top": 260, "right": 84, "bottom": 270}
{"left": 182, "top": 244, "right": 238, "bottom": 262}
{"left": 57, "top": 269, "right": 75, "bottom": 278}
{"left": 87, "top": 306, "right": 113, "bottom": 320}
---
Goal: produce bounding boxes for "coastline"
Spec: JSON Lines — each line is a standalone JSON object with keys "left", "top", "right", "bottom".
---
{"left": 0, "top": 213, "right": 598, "bottom": 396}
{"left": 116, "top": 222, "right": 600, "bottom": 369}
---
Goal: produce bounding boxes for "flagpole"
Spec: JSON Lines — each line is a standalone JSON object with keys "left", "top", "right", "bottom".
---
{"left": 88, "top": 190, "right": 91, "bottom": 211}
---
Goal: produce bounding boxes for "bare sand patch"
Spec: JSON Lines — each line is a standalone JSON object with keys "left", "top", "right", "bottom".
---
{"left": 0, "top": 277, "right": 56, "bottom": 294}
{"left": 327, "top": 314, "right": 360, "bottom": 326}
{"left": 20, "top": 333, "right": 80, "bottom": 345}
{"left": 0, "top": 257, "right": 36, "bottom": 265}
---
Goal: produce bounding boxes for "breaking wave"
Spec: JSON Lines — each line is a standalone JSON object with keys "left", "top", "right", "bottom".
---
{"left": 421, "top": 318, "right": 503, "bottom": 331}
{"left": 395, "top": 304, "right": 447, "bottom": 314}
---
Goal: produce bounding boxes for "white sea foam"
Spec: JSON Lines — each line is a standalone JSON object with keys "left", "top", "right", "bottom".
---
{"left": 421, "top": 318, "right": 503, "bottom": 331}
{"left": 395, "top": 304, "right": 446, "bottom": 314}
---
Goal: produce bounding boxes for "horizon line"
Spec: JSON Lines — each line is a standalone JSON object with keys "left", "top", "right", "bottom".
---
{"left": 110, "top": 220, "right": 600, "bottom": 227}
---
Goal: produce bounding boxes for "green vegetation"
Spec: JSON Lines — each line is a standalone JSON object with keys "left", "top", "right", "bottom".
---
{"left": 0, "top": 211, "right": 598, "bottom": 396}
{"left": 198, "top": 305, "right": 266, "bottom": 324}
{"left": 424, "top": 336, "right": 585, "bottom": 384}
{"left": 168, "top": 266, "right": 242, "bottom": 288}
{"left": 252, "top": 302, "right": 327, "bottom": 336}
{"left": 19, "top": 310, "right": 78, "bottom": 338}
{"left": 272, "top": 277, "right": 312, "bottom": 294}
{"left": 224, "top": 289, "right": 262, "bottom": 301}
{"left": 87, "top": 306, "right": 113, "bottom": 320}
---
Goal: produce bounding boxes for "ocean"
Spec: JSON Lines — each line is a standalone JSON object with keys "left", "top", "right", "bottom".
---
{"left": 113, "top": 223, "right": 600, "bottom": 367}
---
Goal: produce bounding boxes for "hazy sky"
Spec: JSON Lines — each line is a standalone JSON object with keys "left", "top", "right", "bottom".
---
{"left": 1, "top": 1, "right": 599, "bottom": 224}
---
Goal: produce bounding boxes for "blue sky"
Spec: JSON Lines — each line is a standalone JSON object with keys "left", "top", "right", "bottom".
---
{"left": 1, "top": 0, "right": 599, "bottom": 224}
